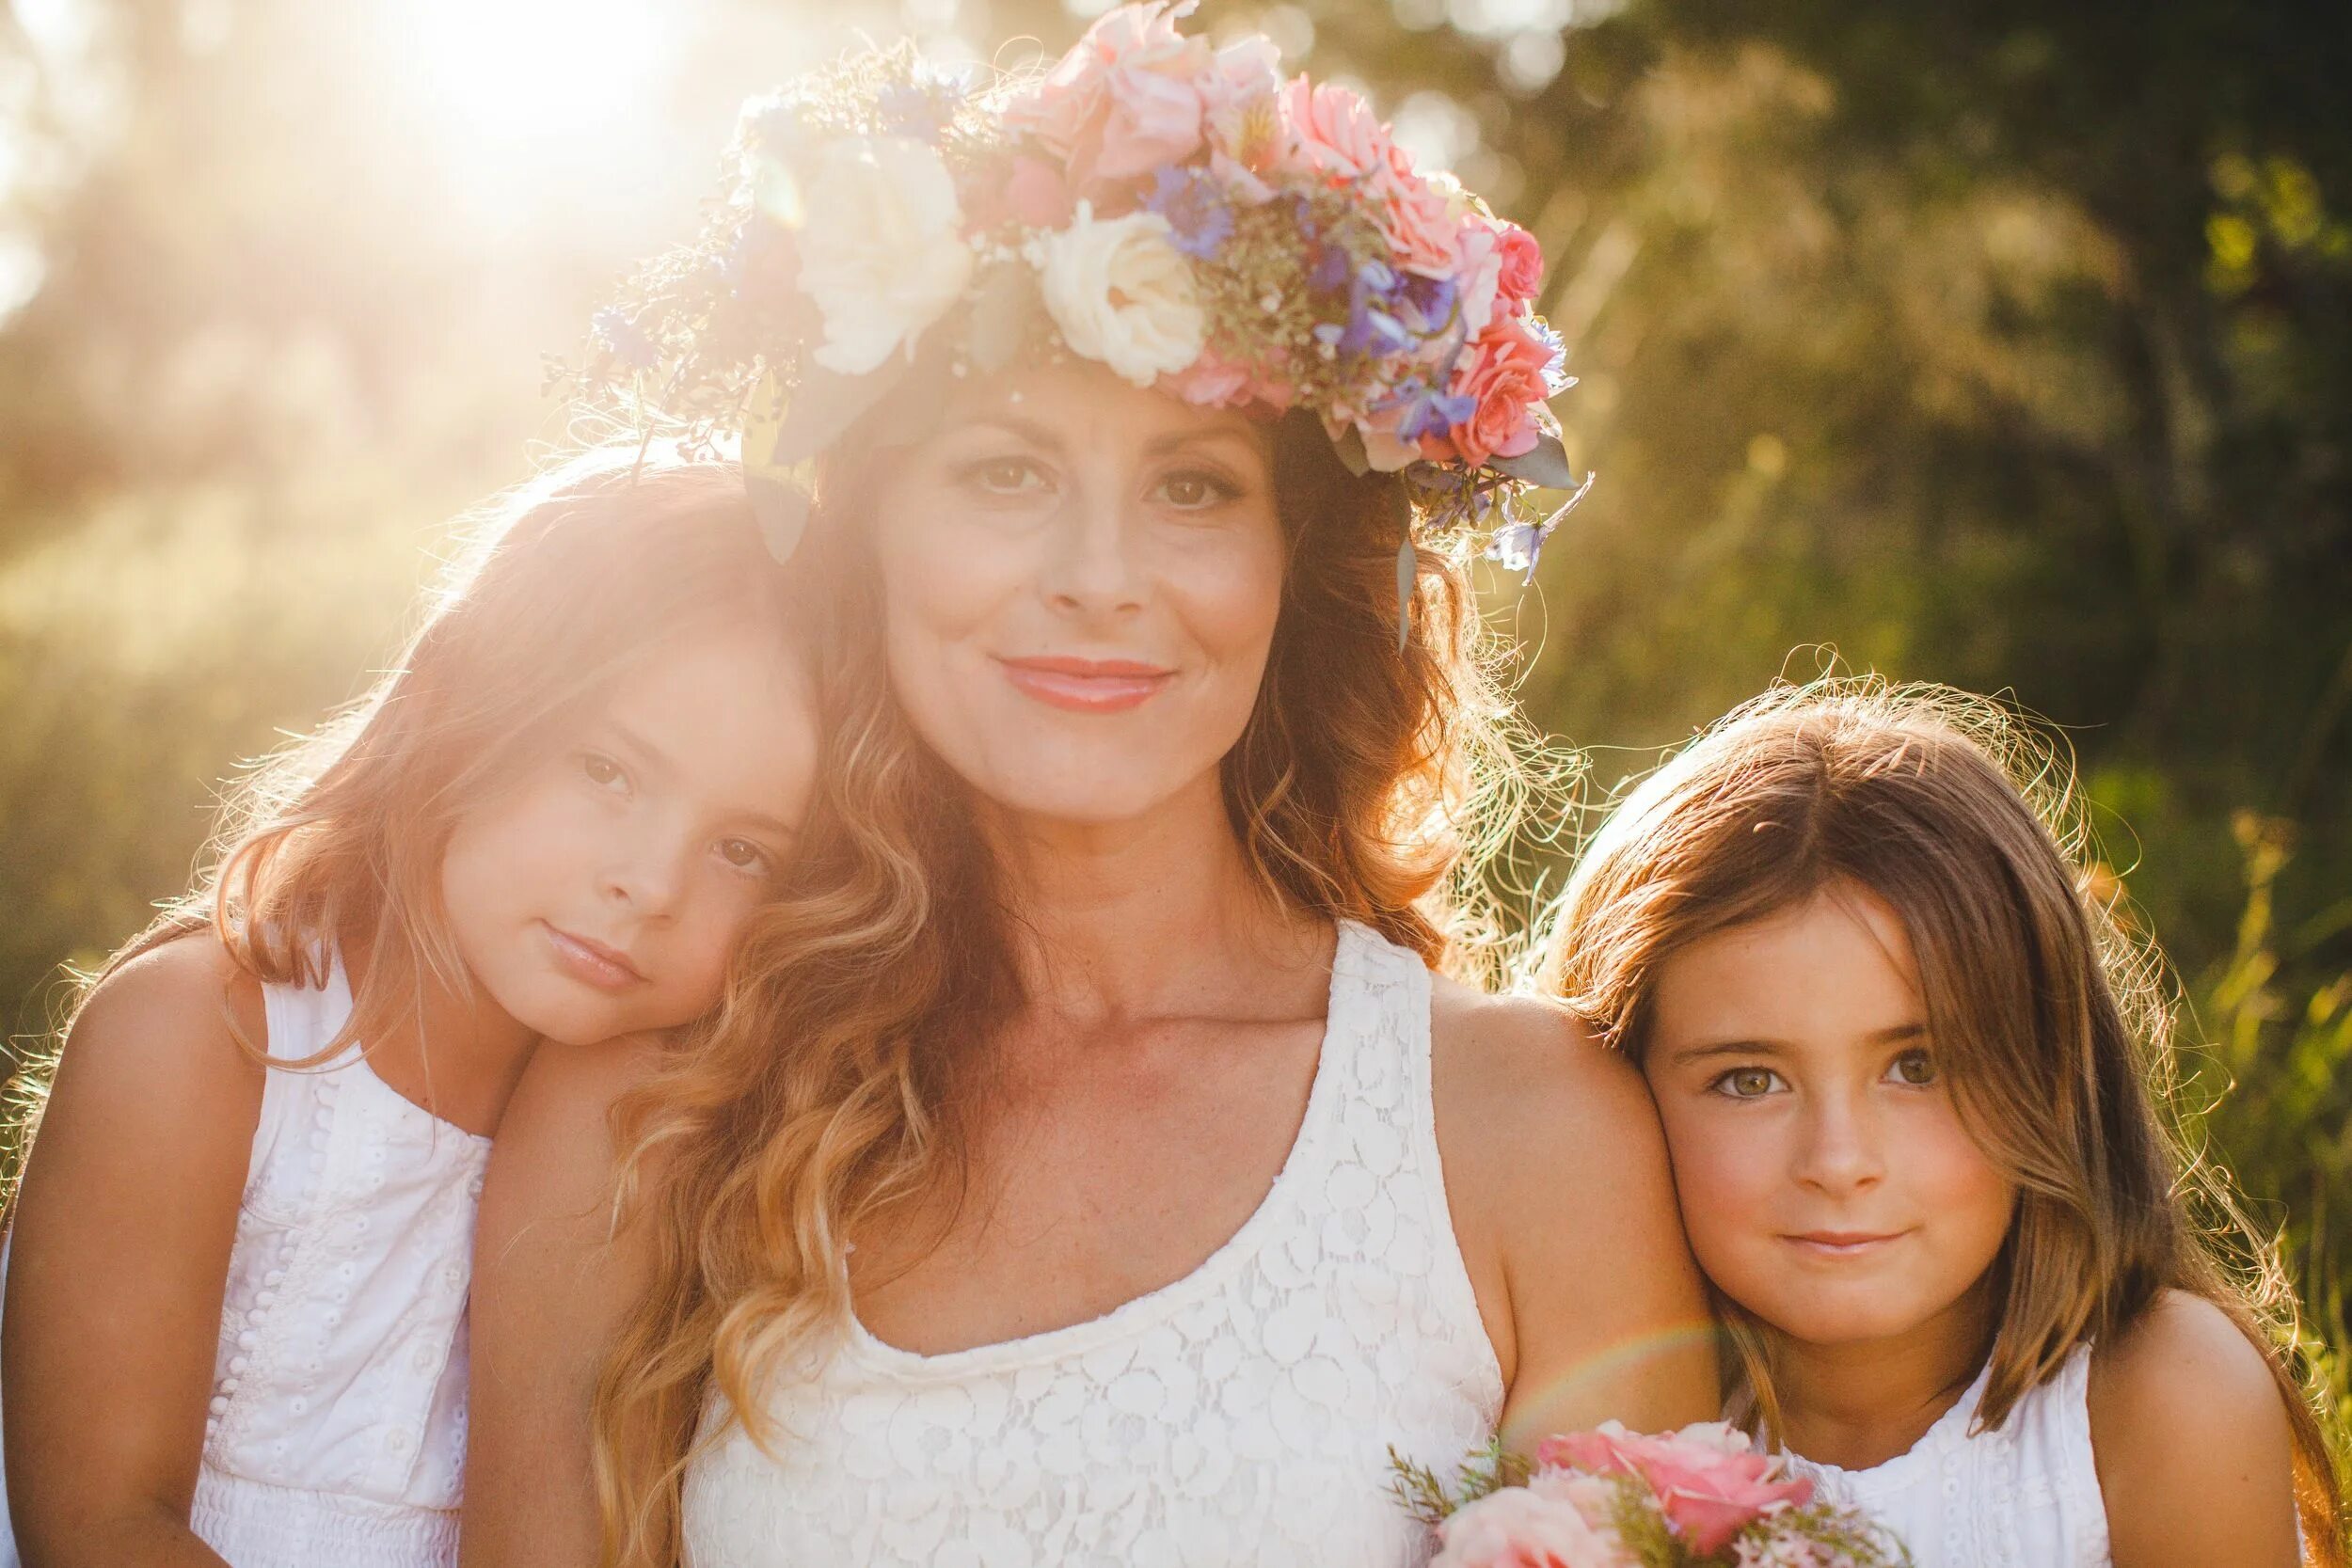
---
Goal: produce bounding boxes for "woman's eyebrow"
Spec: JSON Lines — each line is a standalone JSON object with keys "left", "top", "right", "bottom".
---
{"left": 950, "top": 413, "right": 1065, "bottom": 451}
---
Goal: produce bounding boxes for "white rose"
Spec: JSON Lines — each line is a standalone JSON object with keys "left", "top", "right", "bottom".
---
{"left": 1037, "top": 208, "right": 1205, "bottom": 387}
{"left": 796, "top": 136, "right": 974, "bottom": 375}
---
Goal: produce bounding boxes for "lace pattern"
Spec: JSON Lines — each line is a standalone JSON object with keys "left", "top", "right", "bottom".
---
{"left": 681, "top": 920, "right": 1503, "bottom": 1568}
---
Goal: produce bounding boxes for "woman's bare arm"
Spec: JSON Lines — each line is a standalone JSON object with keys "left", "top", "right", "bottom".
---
{"left": 1433, "top": 984, "right": 1718, "bottom": 1451}
{"left": 4, "top": 937, "right": 262, "bottom": 1568}
{"left": 459, "top": 1035, "right": 662, "bottom": 1568}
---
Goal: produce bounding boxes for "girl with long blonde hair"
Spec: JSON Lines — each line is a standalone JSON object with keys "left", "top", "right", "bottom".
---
{"left": 1, "top": 448, "right": 819, "bottom": 1568}
{"left": 1541, "top": 679, "right": 2347, "bottom": 1567}
{"left": 462, "top": 10, "right": 1718, "bottom": 1564}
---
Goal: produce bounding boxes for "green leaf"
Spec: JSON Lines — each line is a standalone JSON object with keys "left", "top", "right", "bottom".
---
{"left": 1492, "top": 432, "right": 1581, "bottom": 491}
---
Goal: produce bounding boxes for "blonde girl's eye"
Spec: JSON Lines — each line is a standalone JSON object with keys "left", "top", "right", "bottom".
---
{"left": 1886, "top": 1047, "right": 1938, "bottom": 1087}
{"left": 1708, "top": 1065, "right": 1786, "bottom": 1101}
{"left": 715, "top": 836, "right": 776, "bottom": 879}
{"left": 1154, "top": 468, "right": 1241, "bottom": 510}
{"left": 580, "top": 752, "right": 628, "bottom": 793}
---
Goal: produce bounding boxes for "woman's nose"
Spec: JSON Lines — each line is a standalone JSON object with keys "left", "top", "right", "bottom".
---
{"left": 1038, "top": 485, "right": 1146, "bottom": 619}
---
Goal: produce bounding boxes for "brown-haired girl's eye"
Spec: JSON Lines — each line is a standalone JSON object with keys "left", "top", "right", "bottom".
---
{"left": 1709, "top": 1065, "right": 1784, "bottom": 1100}
{"left": 1888, "top": 1048, "right": 1938, "bottom": 1086}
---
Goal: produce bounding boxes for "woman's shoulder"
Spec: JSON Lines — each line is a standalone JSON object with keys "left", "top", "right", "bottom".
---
{"left": 1428, "top": 979, "right": 1654, "bottom": 1141}
{"left": 2086, "top": 1289, "right": 2301, "bottom": 1564}
{"left": 496, "top": 1031, "right": 667, "bottom": 1159}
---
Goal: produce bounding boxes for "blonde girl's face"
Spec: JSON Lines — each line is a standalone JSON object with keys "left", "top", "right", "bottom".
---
{"left": 868, "top": 362, "right": 1286, "bottom": 829}
{"left": 438, "top": 620, "right": 818, "bottom": 1047}
{"left": 1642, "top": 881, "right": 2018, "bottom": 1352}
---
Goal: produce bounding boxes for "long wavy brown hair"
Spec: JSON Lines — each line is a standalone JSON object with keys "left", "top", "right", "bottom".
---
{"left": 591, "top": 408, "right": 1557, "bottom": 1565}
{"left": 2, "top": 448, "right": 803, "bottom": 1217}
{"left": 1539, "top": 677, "right": 2346, "bottom": 1561}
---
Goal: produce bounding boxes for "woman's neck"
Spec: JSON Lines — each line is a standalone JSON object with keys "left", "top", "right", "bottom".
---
{"left": 980, "top": 768, "right": 1325, "bottom": 1026}
{"left": 1769, "top": 1276, "right": 1997, "bottom": 1470}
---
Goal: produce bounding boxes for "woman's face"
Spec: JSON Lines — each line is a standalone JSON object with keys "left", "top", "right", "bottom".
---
{"left": 1641, "top": 881, "right": 2017, "bottom": 1352}
{"left": 868, "top": 362, "right": 1286, "bottom": 827}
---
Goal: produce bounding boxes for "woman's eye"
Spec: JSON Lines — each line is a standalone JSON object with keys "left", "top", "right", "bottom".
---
{"left": 1155, "top": 470, "right": 1237, "bottom": 510}
{"left": 963, "top": 457, "right": 1050, "bottom": 497}
{"left": 1709, "top": 1066, "right": 1784, "bottom": 1100}
{"left": 1886, "top": 1048, "right": 1938, "bottom": 1086}
{"left": 580, "top": 752, "right": 628, "bottom": 792}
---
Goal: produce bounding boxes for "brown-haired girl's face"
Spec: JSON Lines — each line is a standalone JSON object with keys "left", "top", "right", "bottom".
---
{"left": 1642, "top": 880, "right": 2017, "bottom": 1351}
{"left": 867, "top": 361, "right": 1285, "bottom": 828}
{"left": 437, "top": 620, "right": 818, "bottom": 1046}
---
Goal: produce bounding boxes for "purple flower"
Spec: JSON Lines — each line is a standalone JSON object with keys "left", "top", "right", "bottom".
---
{"left": 1338, "top": 259, "right": 1409, "bottom": 356}
{"left": 592, "top": 307, "right": 660, "bottom": 371}
{"left": 1397, "top": 273, "right": 1458, "bottom": 337}
{"left": 1526, "top": 317, "right": 1572, "bottom": 393}
{"left": 1379, "top": 376, "right": 1475, "bottom": 442}
{"left": 1144, "top": 165, "right": 1235, "bottom": 261}
{"left": 1485, "top": 519, "right": 1548, "bottom": 582}
{"left": 878, "top": 81, "right": 954, "bottom": 143}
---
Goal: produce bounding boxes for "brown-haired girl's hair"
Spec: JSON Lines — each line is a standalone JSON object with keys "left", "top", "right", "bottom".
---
{"left": 589, "top": 409, "right": 1557, "bottom": 1566}
{"left": 2, "top": 446, "right": 804, "bottom": 1214}
{"left": 1539, "top": 676, "right": 2346, "bottom": 1560}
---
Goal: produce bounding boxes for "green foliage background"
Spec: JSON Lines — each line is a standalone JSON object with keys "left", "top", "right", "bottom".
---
{"left": 2, "top": 0, "right": 2346, "bottom": 1474}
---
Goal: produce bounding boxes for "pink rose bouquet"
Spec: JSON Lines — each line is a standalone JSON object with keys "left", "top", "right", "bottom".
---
{"left": 1391, "top": 1425, "right": 1911, "bottom": 1568}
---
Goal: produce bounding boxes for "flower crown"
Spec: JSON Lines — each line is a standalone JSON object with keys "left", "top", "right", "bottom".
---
{"left": 565, "top": 0, "right": 1589, "bottom": 592}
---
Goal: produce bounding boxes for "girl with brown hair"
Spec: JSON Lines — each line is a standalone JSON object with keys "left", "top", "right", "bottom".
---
{"left": 460, "top": 9, "right": 1716, "bottom": 1564}
{"left": 1542, "top": 679, "right": 2347, "bottom": 1567}
{"left": 1, "top": 447, "right": 820, "bottom": 1568}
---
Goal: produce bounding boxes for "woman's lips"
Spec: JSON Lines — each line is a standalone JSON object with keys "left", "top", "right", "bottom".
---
{"left": 1783, "top": 1229, "right": 1912, "bottom": 1259}
{"left": 995, "top": 655, "right": 1175, "bottom": 714}
{"left": 542, "top": 922, "right": 646, "bottom": 992}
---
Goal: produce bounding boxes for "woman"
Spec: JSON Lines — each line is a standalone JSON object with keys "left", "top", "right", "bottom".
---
{"left": 462, "top": 10, "right": 1713, "bottom": 1564}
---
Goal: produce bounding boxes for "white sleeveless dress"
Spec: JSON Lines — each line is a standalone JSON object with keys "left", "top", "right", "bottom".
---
{"left": 0, "top": 955, "right": 490, "bottom": 1568}
{"left": 1782, "top": 1345, "right": 2110, "bottom": 1568}
{"left": 680, "top": 919, "right": 1504, "bottom": 1568}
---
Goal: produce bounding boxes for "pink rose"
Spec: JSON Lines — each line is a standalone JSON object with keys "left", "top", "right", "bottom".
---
{"left": 1431, "top": 1483, "right": 1629, "bottom": 1568}
{"left": 1279, "top": 74, "right": 1391, "bottom": 183}
{"left": 1491, "top": 219, "right": 1544, "bottom": 305}
{"left": 1449, "top": 222, "right": 1505, "bottom": 339}
{"left": 1375, "top": 148, "right": 1465, "bottom": 277}
{"left": 1008, "top": 1, "right": 1207, "bottom": 187}
{"left": 1007, "top": 154, "right": 1076, "bottom": 228}
{"left": 1446, "top": 311, "right": 1554, "bottom": 465}
{"left": 1539, "top": 1423, "right": 1814, "bottom": 1558}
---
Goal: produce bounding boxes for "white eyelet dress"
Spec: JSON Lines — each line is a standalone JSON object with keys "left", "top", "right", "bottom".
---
{"left": 1782, "top": 1345, "right": 2111, "bottom": 1568}
{"left": 679, "top": 919, "right": 1505, "bottom": 1568}
{"left": 0, "top": 955, "right": 491, "bottom": 1568}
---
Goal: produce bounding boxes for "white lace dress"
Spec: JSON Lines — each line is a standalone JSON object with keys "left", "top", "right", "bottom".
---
{"left": 1782, "top": 1346, "right": 2110, "bottom": 1568}
{"left": 0, "top": 956, "right": 490, "bottom": 1568}
{"left": 680, "top": 919, "right": 1503, "bottom": 1568}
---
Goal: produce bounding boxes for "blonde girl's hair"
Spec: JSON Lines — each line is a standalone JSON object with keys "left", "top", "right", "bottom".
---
{"left": 3, "top": 446, "right": 805, "bottom": 1215}
{"left": 1538, "top": 676, "right": 2345, "bottom": 1560}
{"left": 589, "top": 407, "right": 1563, "bottom": 1566}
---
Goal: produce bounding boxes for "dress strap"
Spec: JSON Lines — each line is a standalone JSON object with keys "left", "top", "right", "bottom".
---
{"left": 245, "top": 954, "right": 358, "bottom": 1199}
